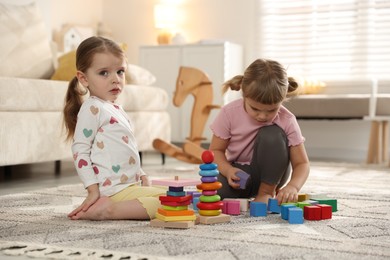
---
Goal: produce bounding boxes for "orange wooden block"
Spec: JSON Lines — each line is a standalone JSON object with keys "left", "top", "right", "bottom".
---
{"left": 158, "top": 208, "right": 195, "bottom": 217}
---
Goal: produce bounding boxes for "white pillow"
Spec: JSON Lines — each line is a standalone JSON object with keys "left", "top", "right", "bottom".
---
{"left": 127, "top": 64, "right": 156, "bottom": 86}
{"left": 0, "top": 2, "right": 54, "bottom": 79}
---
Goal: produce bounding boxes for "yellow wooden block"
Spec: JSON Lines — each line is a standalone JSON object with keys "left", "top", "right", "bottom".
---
{"left": 150, "top": 218, "right": 195, "bottom": 229}
{"left": 155, "top": 212, "right": 197, "bottom": 222}
{"left": 298, "top": 193, "right": 309, "bottom": 202}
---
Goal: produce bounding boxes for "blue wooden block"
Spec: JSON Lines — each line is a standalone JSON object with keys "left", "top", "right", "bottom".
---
{"left": 192, "top": 197, "right": 200, "bottom": 211}
{"left": 167, "top": 191, "right": 186, "bottom": 197}
{"left": 281, "top": 204, "right": 296, "bottom": 220}
{"left": 169, "top": 186, "right": 184, "bottom": 192}
{"left": 268, "top": 198, "right": 281, "bottom": 213}
{"left": 288, "top": 207, "right": 304, "bottom": 224}
{"left": 250, "top": 202, "right": 267, "bottom": 217}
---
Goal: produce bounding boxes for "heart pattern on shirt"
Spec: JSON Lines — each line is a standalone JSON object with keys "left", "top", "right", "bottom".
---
{"left": 122, "top": 136, "right": 129, "bottom": 144}
{"left": 90, "top": 106, "right": 99, "bottom": 115}
{"left": 113, "top": 105, "right": 120, "bottom": 109}
{"left": 109, "top": 117, "right": 118, "bottom": 124}
{"left": 103, "top": 178, "right": 111, "bottom": 186}
{"left": 112, "top": 165, "right": 120, "bottom": 173}
{"left": 129, "top": 156, "right": 136, "bottom": 165}
{"left": 98, "top": 127, "right": 104, "bottom": 133}
{"left": 97, "top": 141, "right": 104, "bottom": 149}
{"left": 93, "top": 166, "right": 99, "bottom": 174}
{"left": 83, "top": 128, "right": 93, "bottom": 138}
{"left": 78, "top": 159, "right": 88, "bottom": 168}
{"left": 120, "top": 174, "right": 128, "bottom": 183}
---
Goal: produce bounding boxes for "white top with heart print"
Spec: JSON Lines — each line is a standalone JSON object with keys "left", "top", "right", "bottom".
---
{"left": 72, "top": 96, "right": 145, "bottom": 196}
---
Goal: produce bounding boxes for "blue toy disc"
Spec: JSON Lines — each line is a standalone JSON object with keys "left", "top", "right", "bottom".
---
{"left": 199, "top": 163, "right": 218, "bottom": 170}
{"left": 199, "top": 169, "right": 219, "bottom": 177}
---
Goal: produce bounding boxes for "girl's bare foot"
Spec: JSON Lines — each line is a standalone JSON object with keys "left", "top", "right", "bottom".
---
{"left": 70, "top": 196, "right": 113, "bottom": 220}
{"left": 254, "top": 182, "right": 277, "bottom": 204}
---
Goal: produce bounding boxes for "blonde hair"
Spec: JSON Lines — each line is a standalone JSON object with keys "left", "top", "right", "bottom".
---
{"left": 63, "top": 36, "right": 126, "bottom": 141}
{"left": 222, "top": 59, "right": 298, "bottom": 104}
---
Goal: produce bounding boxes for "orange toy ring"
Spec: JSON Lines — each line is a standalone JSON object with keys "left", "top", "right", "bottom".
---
{"left": 196, "top": 181, "right": 222, "bottom": 191}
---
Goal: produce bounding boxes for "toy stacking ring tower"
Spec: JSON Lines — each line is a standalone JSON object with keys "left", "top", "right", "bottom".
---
{"left": 196, "top": 150, "right": 231, "bottom": 224}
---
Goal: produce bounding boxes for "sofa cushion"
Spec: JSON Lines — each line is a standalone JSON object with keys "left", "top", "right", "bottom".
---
{"left": 0, "top": 2, "right": 54, "bottom": 79}
{"left": 51, "top": 50, "right": 156, "bottom": 86}
{"left": 0, "top": 77, "right": 168, "bottom": 112}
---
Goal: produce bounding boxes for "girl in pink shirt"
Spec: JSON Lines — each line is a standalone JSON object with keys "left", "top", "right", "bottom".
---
{"left": 210, "top": 59, "right": 310, "bottom": 205}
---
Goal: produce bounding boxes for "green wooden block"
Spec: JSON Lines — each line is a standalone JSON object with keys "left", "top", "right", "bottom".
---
{"left": 311, "top": 198, "right": 337, "bottom": 212}
{"left": 296, "top": 202, "right": 311, "bottom": 209}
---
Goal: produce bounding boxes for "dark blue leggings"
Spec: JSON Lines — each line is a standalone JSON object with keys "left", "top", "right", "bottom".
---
{"left": 217, "top": 125, "right": 291, "bottom": 199}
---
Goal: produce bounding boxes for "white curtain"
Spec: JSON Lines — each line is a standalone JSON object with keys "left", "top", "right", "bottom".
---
{"left": 256, "top": 0, "right": 390, "bottom": 80}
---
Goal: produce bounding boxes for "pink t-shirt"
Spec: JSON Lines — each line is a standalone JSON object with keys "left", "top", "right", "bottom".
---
{"left": 210, "top": 98, "right": 305, "bottom": 164}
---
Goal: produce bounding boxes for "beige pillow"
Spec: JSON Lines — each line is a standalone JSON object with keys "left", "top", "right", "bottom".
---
{"left": 0, "top": 2, "right": 54, "bottom": 79}
{"left": 51, "top": 50, "right": 156, "bottom": 86}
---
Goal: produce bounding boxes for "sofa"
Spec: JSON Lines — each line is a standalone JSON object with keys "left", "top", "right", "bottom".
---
{"left": 0, "top": 2, "right": 171, "bottom": 172}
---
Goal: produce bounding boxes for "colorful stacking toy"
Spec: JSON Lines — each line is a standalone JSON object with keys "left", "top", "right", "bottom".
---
{"left": 150, "top": 176, "right": 200, "bottom": 229}
{"left": 196, "top": 150, "right": 231, "bottom": 224}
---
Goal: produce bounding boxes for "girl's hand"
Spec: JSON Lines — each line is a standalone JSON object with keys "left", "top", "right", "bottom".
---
{"left": 276, "top": 184, "right": 298, "bottom": 205}
{"left": 225, "top": 168, "right": 241, "bottom": 189}
{"left": 68, "top": 184, "right": 100, "bottom": 218}
{"left": 141, "top": 175, "right": 151, "bottom": 186}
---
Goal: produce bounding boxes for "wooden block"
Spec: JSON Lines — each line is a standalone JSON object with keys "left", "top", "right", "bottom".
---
{"left": 150, "top": 218, "right": 195, "bottom": 229}
{"left": 155, "top": 212, "right": 197, "bottom": 222}
{"left": 158, "top": 208, "right": 195, "bottom": 216}
{"left": 162, "top": 205, "right": 188, "bottom": 211}
{"left": 298, "top": 193, "right": 309, "bottom": 202}
{"left": 197, "top": 213, "right": 231, "bottom": 225}
{"left": 159, "top": 195, "right": 192, "bottom": 203}
{"left": 311, "top": 198, "right": 338, "bottom": 212}
{"left": 161, "top": 200, "right": 191, "bottom": 207}
{"left": 222, "top": 200, "right": 240, "bottom": 215}
{"left": 317, "top": 204, "right": 332, "bottom": 219}
{"left": 250, "top": 201, "right": 267, "bottom": 217}
{"left": 304, "top": 205, "right": 321, "bottom": 220}
{"left": 281, "top": 204, "right": 296, "bottom": 220}
{"left": 152, "top": 178, "right": 201, "bottom": 187}
{"left": 234, "top": 171, "right": 250, "bottom": 189}
{"left": 268, "top": 198, "right": 281, "bottom": 213}
{"left": 288, "top": 207, "right": 304, "bottom": 224}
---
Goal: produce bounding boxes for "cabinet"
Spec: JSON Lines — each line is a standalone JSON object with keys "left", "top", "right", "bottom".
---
{"left": 139, "top": 42, "right": 243, "bottom": 143}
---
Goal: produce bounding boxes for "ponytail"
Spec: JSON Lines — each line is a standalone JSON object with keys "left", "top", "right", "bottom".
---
{"left": 222, "top": 75, "right": 244, "bottom": 94}
{"left": 63, "top": 76, "right": 87, "bottom": 141}
{"left": 286, "top": 76, "right": 299, "bottom": 98}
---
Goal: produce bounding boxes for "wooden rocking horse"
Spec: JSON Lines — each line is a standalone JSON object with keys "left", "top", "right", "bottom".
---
{"left": 153, "top": 66, "right": 220, "bottom": 164}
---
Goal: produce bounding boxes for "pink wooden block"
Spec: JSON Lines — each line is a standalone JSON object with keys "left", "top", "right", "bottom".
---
{"left": 152, "top": 178, "right": 201, "bottom": 187}
{"left": 222, "top": 200, "right": 241, "bottom": 215}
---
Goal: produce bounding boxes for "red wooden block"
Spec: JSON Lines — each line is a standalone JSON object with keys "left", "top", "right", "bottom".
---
{"left": 159, "top": 195, "right": 192, "bottom": 203}
{"left": 304, "top": 205, "right": 321, "bottom": 220}
{"left": 317, "top": 204, "right": 332, "bottom": 219}
{"left": 161, "top": 200, "right": 191, "bottom": 207}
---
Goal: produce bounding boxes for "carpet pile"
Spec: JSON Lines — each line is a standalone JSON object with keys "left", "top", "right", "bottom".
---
{"left": 0, "top": 162, "right": 389, "bottom": 259}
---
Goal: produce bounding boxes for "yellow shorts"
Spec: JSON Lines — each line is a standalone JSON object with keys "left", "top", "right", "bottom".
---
{"left": 110, "top": 185, "right": 166, "bottom": 219}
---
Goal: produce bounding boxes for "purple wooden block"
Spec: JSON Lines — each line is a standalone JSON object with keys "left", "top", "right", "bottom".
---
{"left": 235, "top": 171, "right": 250, "bottom": 189}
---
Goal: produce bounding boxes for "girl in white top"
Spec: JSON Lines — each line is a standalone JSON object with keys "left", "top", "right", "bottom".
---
{"left": 63, "top": 36, "right": 166, "bottom": 220}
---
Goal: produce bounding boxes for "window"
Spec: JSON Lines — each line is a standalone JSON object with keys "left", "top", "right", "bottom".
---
{"left": 257, "top": 0, "right": 390, "bottom": 80}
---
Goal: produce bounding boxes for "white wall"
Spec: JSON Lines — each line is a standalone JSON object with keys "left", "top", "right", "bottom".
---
{"left": 101, "top": 0, "right": 257, "bottom": 66}
{"left": 10, "top": 0, "right": 385, "bottom": 163}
